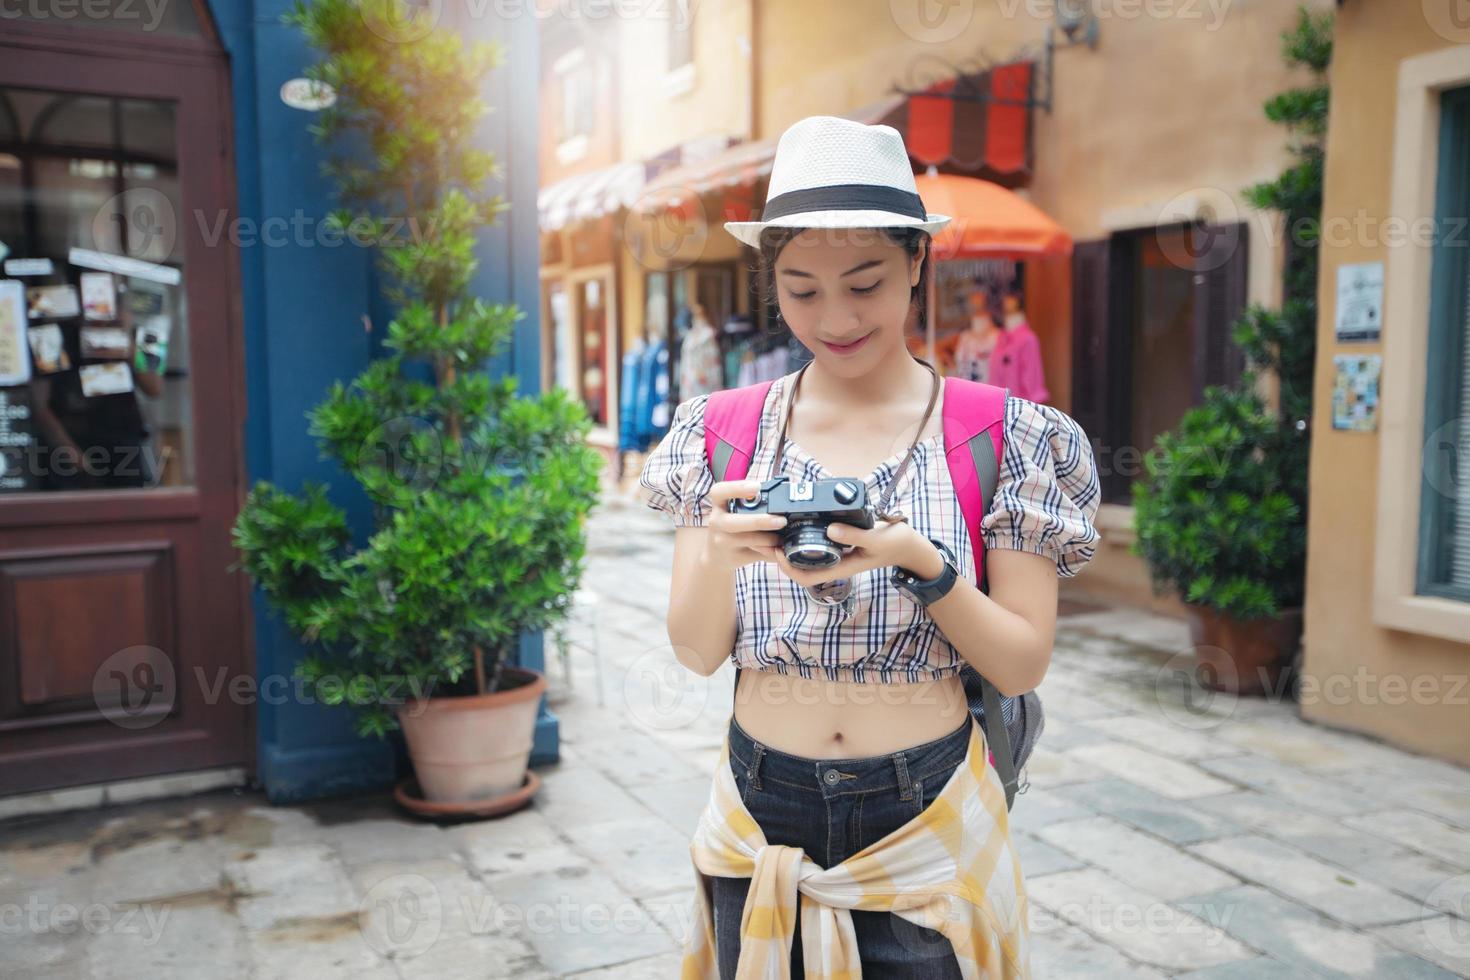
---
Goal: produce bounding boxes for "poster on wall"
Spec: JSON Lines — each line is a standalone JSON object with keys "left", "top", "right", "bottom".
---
{"left": 1334, "top": 261, "right": 1383, "bottom": 342}
{"left": 26, "top": 284, "right": 80, "bottom": 321}
{"left": 81, "top": 272, "right": 118, "bottom": 321}
{"left": 0, "top": 386, "right": 39, "bottom": 493}
{"left": 80, "top": 326, "right": 132, "bottom": 360}
{"left": 79, "top": 361, "right": 134, "bottom": 397}
{"left": 1332, "top": 354, "right": 1381, "bottom": 431}
{"left": 28, "top": 324, "right": 71, "bottom": 374}
{"left": 0, "top": 280, "right": 32, "bottom": 387}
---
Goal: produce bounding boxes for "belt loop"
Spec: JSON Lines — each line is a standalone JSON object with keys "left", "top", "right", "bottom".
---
{"left": 746, "top": 742, "right": 766, "bottom": 791}
{"left": 893, "top": 750, "right": 914, "bottom": 801}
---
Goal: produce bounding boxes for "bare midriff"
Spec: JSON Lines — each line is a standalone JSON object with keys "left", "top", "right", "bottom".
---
{"left": 733, "top": 669, "right": 971, "bottom": 758}
{"left": 736, "top": 372, "right": 972, "bottom": 757}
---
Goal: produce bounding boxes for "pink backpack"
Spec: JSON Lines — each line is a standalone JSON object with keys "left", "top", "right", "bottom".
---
{"left": 702, "top": 375, "right": 1043, "bottom": 809}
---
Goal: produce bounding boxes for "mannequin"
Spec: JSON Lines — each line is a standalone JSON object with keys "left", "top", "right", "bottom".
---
{"left": 988, "top": 283, "right": 1050, "bottom": 403}
{"left": 677, "top": 301, "right": 723, "bottom": 399}
{"left": 952, "top": 285, "right": 1000, "bottom": 383}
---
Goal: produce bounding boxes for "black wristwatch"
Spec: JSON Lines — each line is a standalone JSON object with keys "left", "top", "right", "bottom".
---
{"left": 890, "top": 537, "right": 960, "bottom": 607}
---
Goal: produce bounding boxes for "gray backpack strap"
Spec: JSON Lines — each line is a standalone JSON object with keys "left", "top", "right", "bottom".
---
{"left": 967, "top": 426, "right": 1020, "bottom": 810}
{"left": 980, "top": 675, "right": 1018, "bottom": 808}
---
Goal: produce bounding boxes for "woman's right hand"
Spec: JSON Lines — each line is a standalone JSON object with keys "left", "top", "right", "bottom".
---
{"left": 701, "top": 479, "right": 788, "bottom": 572}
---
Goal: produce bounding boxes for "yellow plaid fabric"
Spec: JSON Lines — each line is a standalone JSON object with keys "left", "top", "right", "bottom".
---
{"left": 681, "top": 717, "right": 1032, "bottom": 979}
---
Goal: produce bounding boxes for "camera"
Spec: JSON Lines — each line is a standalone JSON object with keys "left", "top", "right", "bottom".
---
{"left": 727, "top": 475, "right": 874, "bottom": 568}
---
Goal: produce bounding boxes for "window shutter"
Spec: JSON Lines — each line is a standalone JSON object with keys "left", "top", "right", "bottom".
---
{"left": 1070, "top": 239, "right": 1111, "bottom": 435}
{"left": 1421, "top": 84, "right": 1470, "bottom": 600}
{"left": 1070, "top": 237, "right": 1117, "bottom": 500}
{"left": 1191, "top": 221, "right": 1250, "bottom": 399}
{"left": 1453, "top": 261, "right": 1470, "bottom": 589}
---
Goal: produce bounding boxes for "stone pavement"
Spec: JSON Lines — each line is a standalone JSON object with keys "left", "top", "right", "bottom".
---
{"left": 2, "top": 494, "right": 1469, "bottom": 978}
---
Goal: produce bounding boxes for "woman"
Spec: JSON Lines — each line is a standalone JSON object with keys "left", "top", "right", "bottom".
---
{"left": 639, "top": 116, "right": 1100, "bottom": 977}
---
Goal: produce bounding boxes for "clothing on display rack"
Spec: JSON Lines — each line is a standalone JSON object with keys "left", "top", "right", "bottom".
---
{"left": 619, "top": 336, "right": 672, "bottom": 452}
{"left": 618, "top": 343, "right": 642, "bottom": 452}
{"left": 954, "top": 324, "right": 999, "bottom": 383}
{"left": 677, "top": 310, "right": 723, "bottom": 400}
{"left": 728, "top": 333, "right": 790, "bottom": 387}
{"left": 988, "top": 312, "right": 1050, "bottom": 403}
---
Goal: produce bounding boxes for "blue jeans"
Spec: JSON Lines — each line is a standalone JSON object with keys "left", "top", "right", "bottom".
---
{"left": 712, "top": 714, "right": 970, "bottom": 979}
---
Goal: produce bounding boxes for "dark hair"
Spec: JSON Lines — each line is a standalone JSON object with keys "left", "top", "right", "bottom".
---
{"left": 752, "top": 225, "right": 932, "bottom": 336}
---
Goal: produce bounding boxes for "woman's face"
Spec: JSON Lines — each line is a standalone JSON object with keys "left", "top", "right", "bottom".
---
{"left": 773, "top": 228, "right": 923, "bottom": 375}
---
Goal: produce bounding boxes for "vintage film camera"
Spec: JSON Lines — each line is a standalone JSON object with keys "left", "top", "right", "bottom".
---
{"left": 727, "top": 475, "right": 875, "bottom": 569}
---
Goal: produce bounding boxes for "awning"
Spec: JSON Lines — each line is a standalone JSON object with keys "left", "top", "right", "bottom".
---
{"left": 538, "top": 160, "right": 648, "bottom": 233}
{"left": 899, "top": 62, "right": 1034, "bottom": 176}
{"left": 915, "top": 169, "right": 1072, "bottom": 260}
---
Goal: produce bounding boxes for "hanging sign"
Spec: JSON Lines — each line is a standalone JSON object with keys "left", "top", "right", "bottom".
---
{"left": 281, "top": 78, "right": 337, "bottom": 112}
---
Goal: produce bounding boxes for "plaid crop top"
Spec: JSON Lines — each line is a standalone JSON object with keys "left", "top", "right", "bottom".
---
{"left": 637, "top": 372, "right": 1102, "bottom": 685}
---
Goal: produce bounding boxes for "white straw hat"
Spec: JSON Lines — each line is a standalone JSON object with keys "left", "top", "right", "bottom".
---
{"left": 723, "top": 115, "right": 951, "bottom": 248}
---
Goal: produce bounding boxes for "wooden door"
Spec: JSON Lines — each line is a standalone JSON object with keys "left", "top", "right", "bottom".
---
{"left": 0, "top": 22, "right": 250, "bottom": 794}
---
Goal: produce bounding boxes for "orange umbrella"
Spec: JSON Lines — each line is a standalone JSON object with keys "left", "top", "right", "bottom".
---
{"left": 914, "top": 170, "right": 1073, "bottom": 260}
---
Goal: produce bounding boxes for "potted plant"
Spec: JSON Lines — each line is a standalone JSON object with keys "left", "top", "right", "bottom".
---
{"left": 231, "top": 0, "right": 603, "bottom": 813}
{"left": 1131, "top": 6, "right": 1330, "bottom": 696}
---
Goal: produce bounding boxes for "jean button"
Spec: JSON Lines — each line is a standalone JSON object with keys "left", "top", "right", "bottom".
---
{"left": 823, "top": 769, "right": 840, "bottom": 785}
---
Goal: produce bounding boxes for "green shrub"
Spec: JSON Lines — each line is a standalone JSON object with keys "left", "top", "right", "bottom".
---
{"left": 231, "top": 0, "right": 603, "bottom": 738}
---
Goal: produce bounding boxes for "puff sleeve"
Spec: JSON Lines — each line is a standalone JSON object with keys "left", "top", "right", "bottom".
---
{"left": 637, "top": 393, "right": 716, "bottom": 527}
{"left": 980, "top": 395, "right": 1102, "bottom": 578}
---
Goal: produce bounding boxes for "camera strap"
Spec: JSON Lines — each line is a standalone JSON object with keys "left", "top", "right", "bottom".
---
{"left": 770, "top": 356, "right": 942, "bottom": 521}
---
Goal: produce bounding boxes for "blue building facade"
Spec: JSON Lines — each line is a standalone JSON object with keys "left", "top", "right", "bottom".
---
{"left": 215, "top": 0, "right": 557, "bottom": 802}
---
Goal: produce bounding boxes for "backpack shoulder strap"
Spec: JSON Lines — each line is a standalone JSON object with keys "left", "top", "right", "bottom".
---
{"left": 940, "top": 377, "right": 1007, "bottom": 585}
{"left": 705, "top": 380, "right": 776, "bottom": 702}
{"left": 703, "top": 380, "right": 775, "bottom": 482}
{"left": 940, "top": 377, "right": 1019, "bottom": 807}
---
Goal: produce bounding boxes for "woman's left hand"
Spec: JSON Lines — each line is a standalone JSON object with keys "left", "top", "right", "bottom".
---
{"left": 763, "top": 518, "right": 939, "bottom": 588}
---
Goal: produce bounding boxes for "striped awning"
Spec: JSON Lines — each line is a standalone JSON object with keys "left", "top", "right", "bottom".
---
{"left": 538, "top": 160, "right": 648, "bottom": 232}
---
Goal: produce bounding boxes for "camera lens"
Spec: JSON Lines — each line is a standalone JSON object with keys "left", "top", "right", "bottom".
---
{"left": 783, "top": 522, "right": 842, "bottom": 568}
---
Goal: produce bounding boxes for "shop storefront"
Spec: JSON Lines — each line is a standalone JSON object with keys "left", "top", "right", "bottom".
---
{"left": 538, "top": 213, "right": 622, "bottom": 462}
{"left": 0, "top": 4, "right": 252, "bottom": 797}
{"left": 1, "top": 2, "right": 547, "bottom": 802}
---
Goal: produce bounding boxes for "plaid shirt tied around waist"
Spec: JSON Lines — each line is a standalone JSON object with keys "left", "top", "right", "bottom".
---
{"left": 682, "top": 716, "right": 1033, "bottom": 978}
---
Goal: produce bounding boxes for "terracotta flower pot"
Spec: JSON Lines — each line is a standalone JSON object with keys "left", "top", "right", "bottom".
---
{"left": 397, "top": 664, "right": 546, "bottom": 805}
{"left": 1184, "top": 604, "right": 1303, "bottom": 696}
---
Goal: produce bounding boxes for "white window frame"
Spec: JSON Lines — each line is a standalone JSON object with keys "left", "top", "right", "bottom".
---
{"left": 1373, "top": 44, "right": 1470, "bottom": 643}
